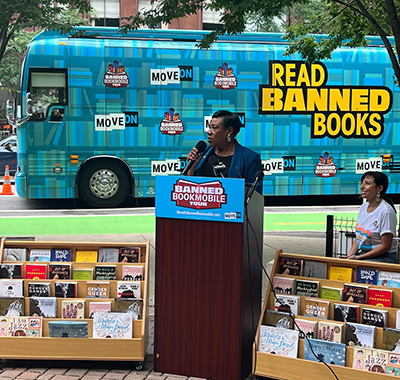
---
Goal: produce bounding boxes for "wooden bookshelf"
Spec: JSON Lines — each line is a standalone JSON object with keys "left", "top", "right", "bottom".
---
{"left": 0, "top": 238, "right": 149, "bottom": 369}
{"left": 253, "top": 250, "right": 400, "bottom": 379}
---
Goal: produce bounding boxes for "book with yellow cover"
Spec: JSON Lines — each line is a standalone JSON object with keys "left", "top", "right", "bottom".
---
{"left": 329, "top": 266, "right": 353, "bottom": 282}
{"left": 75, "top": 250, "right": 98, "bottom": 263}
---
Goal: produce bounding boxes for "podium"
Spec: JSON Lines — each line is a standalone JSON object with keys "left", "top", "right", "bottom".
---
{"left": 154, "top": 176, "right": 264, "bottom": 380}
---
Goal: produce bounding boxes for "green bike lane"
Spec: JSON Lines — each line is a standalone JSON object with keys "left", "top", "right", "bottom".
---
{"left": 1, "top": 210, "right": 358, "bottom": 236}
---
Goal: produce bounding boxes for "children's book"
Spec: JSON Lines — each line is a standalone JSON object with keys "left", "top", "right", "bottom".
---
{"left": 0, "top": 264, "right": 23, "bottom": 279}
{"left": 29, "top": 249, "right": 51, "bottom": 262}
{"left": 320, "top": 286, "right": 342, "bottom": 301}
{"left": 263, "top": 310, "right": 294, "bottom": 329}
{"left": 29, "top": 297, "right": 57, "bottom": 318}
{"left": 303, "top": 261, "right": 327, "bottom": 279}
{"left": 2, "top": 248, "right": 27, "bottom": 262}
{"left": 342, "top": 283, "right": 368, "bottom": 304}
{"left": 0, "top": 316, "right": 42, "bottom": 337}
{"left": 294, "top": 318, "right": 317, "bottom": 339}
{"left": 367, "top": 288, "right": 392, "bottom": 307}
{"left": 0, "top": 279, "right": 24, "bottom": 297}
{"left": 318, "top": 320, "right": 344, "bottom": 343}
{"left": 304, "top": 338, "right": 346, "bottom": 366}
{"left": 49, "top": 264, "right": 71, "bottom": 280}
{"left": 48, "top": 321, "right": 88, "bottom": 338}
{"left": 345, "top": 322, "right": 375, "bottom": 348}
{"left": 362, "top": 307, "right": 388, "bottom": 328}
{"left": 121, "top": 265, "right": 144, "bottom": 281}
{"left": 333, "top": 303, "right": 359, "bottom": 323}
{"left": 50, "top": 248, "right": 71, "bottom": 262}
{"left": 113, "top": 298, "right": 143, "bottom": 320}
{"left": 295, "top": 279, "right": 319, "bottom": 298}
{"left": 279, "top": 257, "right": 303, "bottom": 276}
{"left": 377, "top": 271, "right": 400, "bottom": 288}
{"left": 25, "top": 264, "right": 47, "bottom": 280}
{"left": 98, "top": 248, "right": 119, "bottom": 263}
{"left": 93, "top": 312, "right": 133, "bottom": 339}
{"left": 329, "top": 266, "right": 353, "bottom": 282}
{"left": 356, "top": 268, "right": 379, "bottom": 285}
{"left": 61, "top": 300, "right": 85, "bottom": 319}
{"left": 118, "top": 247, "right": 140, "bottom": 263}
{"left": 28, "top": 282, "right": 51, "bottom": 297}
{"left": 75, "top": 250, "right": 98, "bottom": 263}
{"left": 274, "top": 295, "right": 300, "bottom": 315}
{"left": 94, "top": 265, "right": 117, "bottom": 281}
{"left": 353, "top": 347, "right": 389, "bottom": 373}
{"left": 258, "top": 325, "right": 299, "bottom": 358}
{"left": 303, "top": 298, "right": 330, "bottom": 319}
{"left": 55, "top": 282, "right": 77, "bottom": 298}
{"left": 272, "top": 277, "right": 295, "bottom": 295}
{"left": 0, "top": 297, "right": 25, "bottom": 316}
{"left": 88, "top": 301, "right": 112, "bottom": 318}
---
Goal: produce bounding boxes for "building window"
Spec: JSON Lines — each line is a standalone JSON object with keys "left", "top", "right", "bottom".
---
{"left": 90, "top": 0, "right": 120, "bottom": 27}
{"left": 138, "top": 1, "right": 162, "bottom": 28}
{"left": 202, "top": 6, "right": 223, "bottom": 30}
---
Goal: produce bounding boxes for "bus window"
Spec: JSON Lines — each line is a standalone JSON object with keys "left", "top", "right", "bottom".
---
{"left": 28, "top": 69, "right": 67, "bottom": 120}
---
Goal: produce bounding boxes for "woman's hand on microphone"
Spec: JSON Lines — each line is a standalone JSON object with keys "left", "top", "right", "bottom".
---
{"left": 186, "top": 147, "right": 202, "bottom": 176}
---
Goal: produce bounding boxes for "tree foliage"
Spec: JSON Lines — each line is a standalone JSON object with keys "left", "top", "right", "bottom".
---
{"left": 121, "top": 0, "right": 400, "bottom": 86}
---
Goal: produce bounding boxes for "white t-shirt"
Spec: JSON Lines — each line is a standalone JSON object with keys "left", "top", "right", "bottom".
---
{"left": 356, "top": 199, "right": 397, "bottom": 253}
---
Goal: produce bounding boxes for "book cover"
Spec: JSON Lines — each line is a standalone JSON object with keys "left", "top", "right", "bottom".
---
{"left": 121, "top": 265, "right": 144, "bottom": 281}
{"left": 25, "top": 264, "right": 47, "bottom": 280}
{"left": 272, "top": 276, "right": 295, "bottom": 295}
{"left": 94, "top": 265, "right": 117, "bottom": 281}
{"left": 295, "top": 279, "right": 319, "bottom": 298}
{"left": 50, "top": 248, "right": 72, "bottom": 262}
{"left": 0, "top": 316, "right": 42, "bottom": 337}
{"left": 29, "top": 249, "right": 51, "bottom": 262}
{"left": 303, "top": 298, "right": 330, "bottom": 319}
{"left": 294, "top": 318, "right": 317, "bottom": 339}
{"left": 118, "top": 247, "right": 140, "bottom": 263}
{"left": 29, "top": 297, "right": 57, "bottom": 318}
{"left": 98, "top": 248, "right": 119, "bottom": 263}
{"left": 75, "top": 250, "right": 98, "bottom": 263}
{"left": 356, "top": 268, "right": 379, "bottom": 285}
{"left": 0, "top": 264, "right": 23, "bottom": 279}
{"left": 383, "top": 328, "right": 400, "bottom": 351}
{"left": 377, "top": 271, "right": 400, "bottom": 288}
{"left": 303, "top": 261, "right": 327, "bottom": 279}
{"left": 342, "top": 283, "right": 368, "bottom": 304}
{"left": 397, "top": 310, "right": 400, "bottom": 329}
{"left": 258, "top": 325, "right": 299, "bottom": 358}
{"left": 49, "top": 264, "right": 71, "bottom": 280}
{"left": 303, "top": 338, "right": 346, "bottom": 366}
{"left": 274, "top": 294, "right": 300, "bottom": 315}
{"left": 263, "top": 310, "right": 294, "bottom": 329}
{"left": 72, "top": 268, "right": 93, "bottom": 280}
{"left": 61, "top": 300, "right": 85, "bottom": 319}
{"left": 88, "top": 301, "right": 112, "bottom": 318}
{"left": 353, "top": 347, "right": 388, "bottom": 373}
{"left": 0, "top": 279, "right": 24, "bottom": 297}
{"left": 85, "top": 281, "right": 110, "bottom": 298}
{"left": 320, "top": 286, "right": 342, "bottom": 301}
{"left": 55, "top": 282, "right": 77, "bottom": 298}
{"left": 362, "top": 307, "right": 387, "bottom": 328}
{"left": 48, "top": 321, "right": 88, "bottom": 338}
{"left": 329, "top": 266, "right": 353, "bottom": 282}
{"left": 117, "top": 281, "right": 141, "bottom": 299}
{"left": 367, "top": 288, "right": 392, "bottom": 307}
{"left": 318, "top": 320, "right": 344, "bottom": 343}
{"left": 93, "top": 312, "right": 133, "bottom": 339}
{"left": 2, "top": 248, "right": 27, "bottom": 262}
{"left": 387, "top": 353, "right": 400, "bottom": 374}
{"left": 333, "top": 303, "right": 359, "bottom": 323}
{"left": 345, "top": 322, "right": 375, "bottom": 348}
{"left": 113, "top": 298, "right": 143, "bottom": 320}
{"left": 28, "top": 282, "right": 51, "bottom": 297}
{"left": 279, "top": 257, "right": 303, "bottom": 276}
{"left": 0, "top": 297, "right": 25, "bottom": 316}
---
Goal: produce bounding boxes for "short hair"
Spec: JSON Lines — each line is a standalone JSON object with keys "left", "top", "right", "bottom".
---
{"left": 212, "top": 110, "right": 242, "bottom": 137}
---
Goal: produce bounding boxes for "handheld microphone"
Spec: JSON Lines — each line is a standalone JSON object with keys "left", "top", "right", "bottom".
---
{"left": 209, "top": 156, "right": 225, "bottom": 178}
{"left": 182, "top": 140, "right": 207, "bottom": 175}
{"left": 245, "top": 170, "right": 264, "bottom": 205}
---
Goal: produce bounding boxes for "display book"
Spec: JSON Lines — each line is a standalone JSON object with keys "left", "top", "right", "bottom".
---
{"left": 0, "top": 238, "right": 149, "bottom": 363}
{"left": 255, "top": 251, "right": 400, "bottom": 380}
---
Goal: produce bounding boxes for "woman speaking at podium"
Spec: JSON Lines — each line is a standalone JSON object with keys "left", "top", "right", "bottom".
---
{"left": 185, "top": 110, "right": 263, "bottom": 194}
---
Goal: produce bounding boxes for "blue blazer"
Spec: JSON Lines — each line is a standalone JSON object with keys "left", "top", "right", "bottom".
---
{"left": 194, "top": 141, "right": 263, "bottom": 194}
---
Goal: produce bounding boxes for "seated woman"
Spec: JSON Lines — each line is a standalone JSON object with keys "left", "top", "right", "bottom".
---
{"left": 343, "top": 171, "right": 398, "bottom": 263}
{"left": 186, "top": 110, "right": 263, "bottom": 193}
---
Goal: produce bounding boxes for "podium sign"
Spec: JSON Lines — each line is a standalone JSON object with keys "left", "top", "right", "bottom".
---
{"left": 155, "top": 175, "right": 245, "bottom": 223}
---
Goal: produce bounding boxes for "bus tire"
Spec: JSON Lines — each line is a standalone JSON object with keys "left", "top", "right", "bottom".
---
{"left": 79, "top": 161, "right": 130, "bottom": 208}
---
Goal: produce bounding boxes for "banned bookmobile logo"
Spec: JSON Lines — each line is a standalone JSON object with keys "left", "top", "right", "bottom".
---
{"left": 259, "top": 61, "right": 393, "bottom": 139}
{"left": 171, "top": 179, "right": 227, "bottom": 209}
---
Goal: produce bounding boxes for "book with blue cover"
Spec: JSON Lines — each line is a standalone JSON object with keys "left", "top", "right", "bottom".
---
{"left": 303, "top": 338, "right": 346, "bottom": 366}
{"left": 356, "top": 268, "right": 379, "bottom": 285}
{"left": 50, "top": 249, "right": 71, "bottom": 262}
{"left": 377, "top": 271, "right": 400, "bottom": 288}
{"left": 48, "top": 321, "right": 88, "bottom": 338}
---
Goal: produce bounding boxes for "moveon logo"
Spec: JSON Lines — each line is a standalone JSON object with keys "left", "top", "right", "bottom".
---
{"left": 171, "top": 179, "right": 227, "bottom": 209}
{"left": 259, "top": 61, "right": 393, "bottom": 139}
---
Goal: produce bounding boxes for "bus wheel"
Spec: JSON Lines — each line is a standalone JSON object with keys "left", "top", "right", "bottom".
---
{"left": 79, "top": 161, "right": 130, "bottom": 207}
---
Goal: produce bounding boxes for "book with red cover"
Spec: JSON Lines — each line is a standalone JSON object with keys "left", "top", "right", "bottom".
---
{"left": 367, "top": 288, "right": 392, "bottom": 307}
{"left": 25, "top": 264, "right": 47, "bottom": 280}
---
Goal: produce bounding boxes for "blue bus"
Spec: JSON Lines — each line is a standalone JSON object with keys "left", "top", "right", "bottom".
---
{"left": 7, "top": 27, "right": 399, "bottom": 207}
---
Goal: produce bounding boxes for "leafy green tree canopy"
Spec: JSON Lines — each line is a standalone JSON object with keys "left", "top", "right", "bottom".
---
{"left": 121, "top": 0, "right": 400, "bottom": 85}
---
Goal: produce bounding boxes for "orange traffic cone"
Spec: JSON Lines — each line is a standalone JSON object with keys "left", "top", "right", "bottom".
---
{"left": 0, "top": 165, "right": 14, "bottom": 195}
